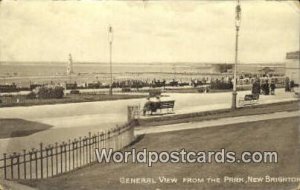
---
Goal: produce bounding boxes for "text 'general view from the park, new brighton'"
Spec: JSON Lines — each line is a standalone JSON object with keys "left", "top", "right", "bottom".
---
{"left": 0, "top": 1, "right": 299, "bottom": 190}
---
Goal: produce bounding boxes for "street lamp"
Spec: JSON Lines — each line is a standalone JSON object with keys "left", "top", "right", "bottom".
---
{"left": 108, "top": 25, "right": 113, "bottom": 96}
{"left": 232, "top": 0, "right": 241, "bottom": 109}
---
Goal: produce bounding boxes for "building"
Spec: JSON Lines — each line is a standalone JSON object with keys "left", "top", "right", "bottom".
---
{"left": 210, "top": 63, "right": 285, "bottom": 76}
{"left": 286, "top": 51, "right": 300, "bottom": 85}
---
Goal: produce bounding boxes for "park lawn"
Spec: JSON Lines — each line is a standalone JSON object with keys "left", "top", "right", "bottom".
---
{"left": 0, "top": 93, "right": 146, "bottom": 107}
{"left": 22, "top": 116, "right": 300, "bottom": 190}
{"left": 0, "top": 119, "right": 52, "bottom": 139}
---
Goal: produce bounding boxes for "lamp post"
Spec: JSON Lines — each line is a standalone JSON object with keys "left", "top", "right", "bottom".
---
{"left": 108, "top": 26, "right": 113, "bottom": 96}
{"left": 232, "top": 0, "right": 241, "bottom": 109}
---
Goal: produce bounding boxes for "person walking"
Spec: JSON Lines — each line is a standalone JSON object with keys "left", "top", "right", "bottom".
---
{"left": 252, "top": 78, "right": 261, "bottom": 96}
{"left": 285, "top": 77, "right": 290, "bottom": 92}
{"left": 270, "top": 81, "right": 276, "bottom": 95}
{"left": 261, "top": 80, "right": 266, "bottom": 95}
{"left": 290, "top": 80, "right": 295, "bottom": 92}
{"left": 265, "top": 80, "right": 270, "bottom": 95}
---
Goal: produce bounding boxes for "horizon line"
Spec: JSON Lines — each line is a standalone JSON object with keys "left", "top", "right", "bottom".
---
{"left": 0, "top": 61, "right": 287, "bottom": 65}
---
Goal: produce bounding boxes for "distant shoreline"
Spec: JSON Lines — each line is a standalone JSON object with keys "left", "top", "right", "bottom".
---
{"left": 0, "top": 61, "right": 286, "bottom": 66}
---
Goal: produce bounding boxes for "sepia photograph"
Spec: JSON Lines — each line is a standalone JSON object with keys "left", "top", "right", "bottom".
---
{"left": 0, "top": 0, "right": 299, "bottom": 189}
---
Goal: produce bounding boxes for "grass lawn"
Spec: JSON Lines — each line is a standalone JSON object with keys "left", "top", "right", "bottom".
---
{"left": 0, "top": 93, "right": 146, "bottom": 107}
{"left": 21, "top": 117, "right": 300, "bottom": 190}
{"left": 0, "top": 119, "right": 52, "bottom": 139}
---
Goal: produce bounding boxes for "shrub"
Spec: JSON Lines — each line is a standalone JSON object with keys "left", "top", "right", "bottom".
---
{"left": 26, "top": 92, "right": 36, "bottom": 99}
{"left": 70, "top": 90, "right": 80, "bottom": 94}
{"left": 210, "top": 80, "right": 233, "bottom": 89}
{"left": 35, "top": 86, "right": 64, "bottom": 99}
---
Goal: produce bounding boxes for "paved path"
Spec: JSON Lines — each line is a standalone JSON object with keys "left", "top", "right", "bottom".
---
{"left": 135, "top": 110, "right": 300, "bottom": 135}
{"left": 0, "top": 89, "right": 297, "bottom": 154}
{"left": 0, "top": 89, "right": 296, "bottom": 120}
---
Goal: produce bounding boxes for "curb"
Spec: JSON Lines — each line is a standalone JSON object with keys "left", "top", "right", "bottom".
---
{"left": 136, "top": 100, "right": 299, "bottom": 127}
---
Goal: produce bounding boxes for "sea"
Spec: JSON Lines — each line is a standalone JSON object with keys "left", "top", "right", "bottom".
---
{"left": 0, "top": 62, "right": 285, "bottom": 86}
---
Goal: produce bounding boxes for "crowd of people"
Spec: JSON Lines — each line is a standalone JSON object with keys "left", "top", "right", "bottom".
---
{"left": 284, "top": 77, "right": 296, "bottom": 92}
{"left": 252, "top": 79, "right": 276, "bottom": 95}
{"left": 0, "top": 75, "right": 290, "bottom": 93}
{"left": 251, "top": 77, "right": 296, "bottom": 96}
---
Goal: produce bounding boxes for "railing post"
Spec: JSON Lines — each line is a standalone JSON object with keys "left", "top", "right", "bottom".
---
{"left": 108, "top": 131, "right": 111, "bottom": 150}
{"left": 47, "top": 145, "right": 53, "bottom": 178}
{"left": 45, "top": 146, "right": 49, "bottom": 178}
{"left": 29, "top": 151, "right": 33, "bottom": 179}
{"left": 55, "top": 142, "right": 58, "bottom": 175}
{"left": 94, "top": 135, "right": 97, "bottom": 161}
{"left": 82, "top": 137, "right": 85, "bottom": 165}
{"left": 10, "top": 153, "right": 15, "bottom": 179}
{"left": 3, "top": 153, "right": 7, "bottom": 179}
{"left": 79, "top": 137, "right": 82, "bottom": 167}
{"left": 101, "top": 132, "right": 105, "bottom": 149}
{"left": 88, "top": 132, "right": 92, "bottom": 164}
{"left": 34, "top": 150, "right": 38, "bottom": 179}
{"left": 68, "top": 139, "right": 71, "bottom": 172}
{"left": 91, "top": 134, "right": 95, "bottom": 162}
{"left": 127, "top": 106, "right": 132, "bottom": 122}
{"left": 64, "top": 142, "right": 67, "bottom": 172}
{"left": 112, "top": 128, "right": 115, "bottom": 150}
{"left": 72, "top": 139, "right": 76, "bottom": 170}
{"left": 113, "top": 128, "right": 117, "bottom": 150}
{"left": 118, "top": 127, "right": 121, "bottom": 150}
{"left": 60, "top": 144, "right": 63, "bottom": 174}
{"left": 50, "top": 146, "right": 54, "bottom": 177}
{"left": 17, "top": 153, "right": 20, "bottom": 179}
{"left": 40, "top": 143, "right": 43, "bottom": 179}
{"left": 84, "top": 137, "right": 88, "bottom": 164}
{"left": 97, "top": 132, "right": 100, "bottom": 149}
{"left": 23, "top": 150, "right": 26, "bottom": 179}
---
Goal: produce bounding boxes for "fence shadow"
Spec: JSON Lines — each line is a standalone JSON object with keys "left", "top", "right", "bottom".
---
{"left": 126, "top": 134, "right": 145, "bottom": 148}
{"left": 0, "top": 119, "right": 53, "bottom": 139}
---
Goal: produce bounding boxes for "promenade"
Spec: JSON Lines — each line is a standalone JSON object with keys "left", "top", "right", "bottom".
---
{"left": 0, "top": 89, "right": 297, "bottom": 154}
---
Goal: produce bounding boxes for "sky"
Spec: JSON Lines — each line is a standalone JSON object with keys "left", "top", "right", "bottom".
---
{"left": 0, "top": 0, "right": 299, "bottom": 63}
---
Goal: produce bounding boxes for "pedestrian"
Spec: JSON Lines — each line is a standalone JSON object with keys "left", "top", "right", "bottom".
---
{"left": 265, "top": 80, "right": 270, "bottom": 95}
{"left": 252, "top": 78, "right": 261, "bottom": 95}
{"left": 290, "top": 80, "right": 295, "bottom": 92}
{"left": 270, "top": 81, "right": 276, "bottom": 95}
{"left": 285, "top": 77, "right": 290, "bottom": 92}
{"left": 261, "top": 80, "right": 265, "bottom": 95}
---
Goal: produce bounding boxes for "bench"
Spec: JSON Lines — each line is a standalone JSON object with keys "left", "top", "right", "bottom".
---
{"left": 149, "top": 90, "right": 161, "bottom": 98}
{"left": 239, "top": 94, "right": 259, "bottom": 106}
{"left": 143, "top": 100, "right": 175, "bottom": 115}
